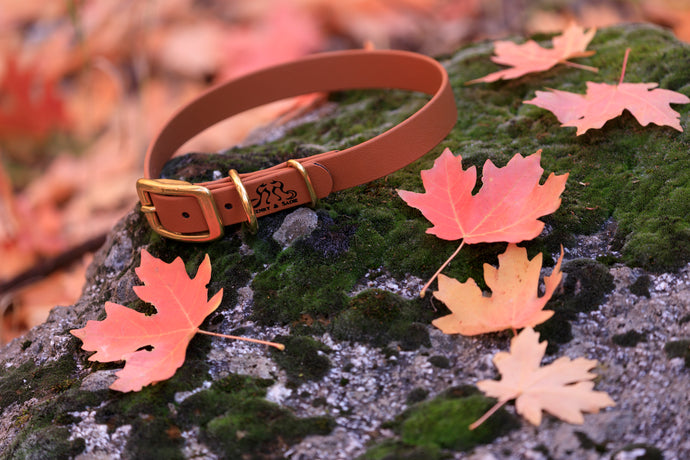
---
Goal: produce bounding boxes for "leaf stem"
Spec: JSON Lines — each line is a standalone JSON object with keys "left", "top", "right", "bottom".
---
{"left": 420, "top": 240, "right": 465, "bottom": 298}
{"left": 619, "top": 48, "right": 631, "bottom": 85}
{"left": 563, "top": 61, "right": 598, "bottom": 73}
{"left": 469, "top": 398, "right": 508, "bottom": 430}
{"left": 197, "top": 329, "right": 285, "bottom": 350}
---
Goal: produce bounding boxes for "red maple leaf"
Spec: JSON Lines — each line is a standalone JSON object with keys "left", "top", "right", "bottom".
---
{"left": 0, "top": 58, "right": 69, "bottom": 139}
{"left": 525, "top": 48, "right": 690, "bottom": 135}
{"left": 397, "top": 148, "right": 567, "bottom": 294}
{"left": 468, "top": 23, "right": 597, "bottom": 84}
{"left": 71, "top": 250, "right": 281, "bottom": 392}
{"left": 398, "top": 148, "right": 568, "bottom": 243}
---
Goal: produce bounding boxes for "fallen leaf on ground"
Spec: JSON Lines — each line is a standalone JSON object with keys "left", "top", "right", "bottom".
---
{"left": 71, "top": 250, "right": 282, "bottom": 392}
{"left": 525, "top": 48, "right": 690, "bottom": 134}
{"left": 468, "top": 22, "right": 597, "bottom": 84}
{"left": 217, "top": 1, "right": 323, "bottom": 81}
{"left": 642, "top": 0, "right": 690, "bottom": 42}
{"left": 472, "top": 327, "right": 615, "bottom": 428}
{"left": 433, "top": 244, "right": 563, "bottom": 336}
{"left": 0, "top": 57, "right": 68, "bottom": 141}
{"left": 470, "top": 327, "right": 616, "bottom": 429}
{"left": 398, "top": 148, "right": 568, "bottom": 244}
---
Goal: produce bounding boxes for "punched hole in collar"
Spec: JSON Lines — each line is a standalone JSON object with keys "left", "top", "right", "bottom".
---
{"left": 224, "top": 203, "right": 233, "bottom": 210}
{"left": 182, "top": 212, "right": 190, "bottom": 218}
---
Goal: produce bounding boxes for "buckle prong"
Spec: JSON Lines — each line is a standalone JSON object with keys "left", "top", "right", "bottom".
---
{"left": 136, "top": 178, "right": 224, "bottom": 242}
{"left": 229, "top": 169, "right": 258, "bottom": 234}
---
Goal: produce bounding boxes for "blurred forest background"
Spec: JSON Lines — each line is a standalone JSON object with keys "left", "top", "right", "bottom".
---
{"left": 1, "top": 0, "right": 689, "bottom": 343}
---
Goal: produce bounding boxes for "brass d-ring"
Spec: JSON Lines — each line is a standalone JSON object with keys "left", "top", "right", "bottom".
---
{"left": 229, "top": 169, "right": 258, "bottom": 233}
{"left": 287, "top": 159, "right": 319, "bottom": 208}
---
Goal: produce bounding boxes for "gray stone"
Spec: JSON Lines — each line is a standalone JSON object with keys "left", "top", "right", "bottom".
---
{"left": 272, "top": 207, "right": 319, "bottom": 247}
{"left": 79, "top": 370, "right": 118, "bottom": 392}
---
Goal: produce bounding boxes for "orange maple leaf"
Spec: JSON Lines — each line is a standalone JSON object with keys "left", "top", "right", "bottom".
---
{"left": 0, "top": 58, "right": 69, "bottom": 140}
{"left": 524, "top": 48, "right": 690, "bottom": 135}
{"left": 433, "top": 244, "right": 563, "bottom": 336}
{"left": 397, "top": 148, "right": 568, "bottom": 244}
{"left": 71, "top": 250, "right": 281, "bottom": 392}
{"left": 471, "top": 327, "right": 615, "bottom": 428}
{"left": 468, "top": 23, "right": 597, "bottom": 84}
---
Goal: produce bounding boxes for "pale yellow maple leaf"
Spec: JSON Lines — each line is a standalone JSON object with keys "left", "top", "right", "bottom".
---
{"left": 472, "top": 327, "right": 615, "bottom": 428}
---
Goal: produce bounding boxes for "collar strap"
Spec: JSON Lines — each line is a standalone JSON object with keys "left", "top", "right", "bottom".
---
{"left": 137, "top": 49, "right": 457, "bottom": 242}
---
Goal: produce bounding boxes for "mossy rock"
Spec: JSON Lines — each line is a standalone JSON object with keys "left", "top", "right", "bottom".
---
{"left": 612, "top": 443, "right": 664, "bottom": 460}
{"left": 330, "top": 289, "right": 432, "bottom": 350}
{"left": 664, "top": 339, "right": 690, "bottom": 367}
{"left": 399, "top": 395, "right": 516, "bottom": 450}
{"left": 536, "top": 258, "right": 615, "bottom": 353}
{"left": 612, "top": 330, "right": 647, "bottom": 347}
{"left": 150, "top": 25, "right": 689, "bottom": 352}
{"left": 177, "top": 374, "right": 334, "bottom": 458}
{"left": 3, "top": 23, "right": 690, "bottom": 460}
{"left": 448, "top": 24, "right": 690, "bottom": 272}
{"left": 270, "top": 335, "right": 332, "bottom": 386}
{"left": 8, "top": 426, "right": 85, "bottom": 460}
{"left": 358, "top": 439, "right": 444, "bottom": 460}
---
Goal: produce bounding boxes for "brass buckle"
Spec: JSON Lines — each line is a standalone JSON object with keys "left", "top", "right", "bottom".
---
{"left": 136, "top": 178, "right": 224, "bottom": 242}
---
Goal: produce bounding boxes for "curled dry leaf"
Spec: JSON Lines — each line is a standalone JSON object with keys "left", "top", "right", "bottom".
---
{"left": 473, "top": 327, "right": 615, "bottom": 428}
{"left": 525, "top": 48, "right": 690, "bottom": 134}
{"left": 433, "top": 244, "right": 563, "bottom": 336}
{"left": 468, "top": 22, "right": 597, "bottom": 84}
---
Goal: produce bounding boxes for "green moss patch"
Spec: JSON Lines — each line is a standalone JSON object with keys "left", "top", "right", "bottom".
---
{"left": 270, "top": 335, "right": 332, "bottom": 386}
{"left": 251, "top": 212, "right": 360, "bottom": 325}
{"left": 0, "top": 354, "right": 78, "bottom": 413}
{"left": 574, "top": 431, "right": 609, "bottom": 453}
{"left": 399, "top": 395, "right": 516, "bottom": 451}
{"left": 664, "top": 339, "right": 690, "bottom": 367}
{"left": 612, "top": 330, "right": 647, "bottom": 347}
{"left": 613, "top": 443, "right": 664, "bottom": 460}
{"left": 178, "top": 374, "right": 334, "bottom": 458}
{"left": 406, "top": 388, "right": 430, "bottom": 405}
{"left": 330, "top": 290, "right": 432, "bottom": 350}
{"left": 364, "top": 386, "right": 518, "bottom": 457}
{"left": 428, "top": 356, "right": 450, "bottom": 369}
{"left": 4, "top": 385, "right": 106, "bottom": 459}
{"left": 629, "top": 274, "right": 652, "bottom": 297}
{"left": 8, "top": 426, "right": 85, "bottom": 460}
{"left": 358, "top": 439, "right": 443, "bottom": 460}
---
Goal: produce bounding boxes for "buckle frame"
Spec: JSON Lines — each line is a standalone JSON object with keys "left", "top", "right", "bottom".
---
{"left": 136, "top": 178, "right": 224, "bottom": 242}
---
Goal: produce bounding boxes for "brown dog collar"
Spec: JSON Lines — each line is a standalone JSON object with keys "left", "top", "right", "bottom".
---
{"left": 137, "top": 49, "right": 457, "bottom": 242}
